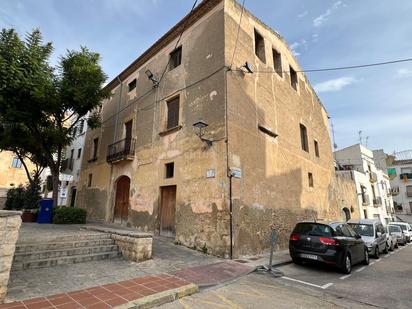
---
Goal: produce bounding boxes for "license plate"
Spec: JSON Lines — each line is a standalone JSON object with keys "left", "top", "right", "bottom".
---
{"left": 300, "top": 253, "right": 318, "bottom": 260}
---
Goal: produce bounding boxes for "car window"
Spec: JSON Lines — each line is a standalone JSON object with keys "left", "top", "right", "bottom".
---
{"left": 348, "top": 223, "right": 374, "bottom": 237}
{"left": 377, "top": 224, "right": 384, "bottom": 234}
{"left": 340, "top": 225, "right": 353, "bottom": 237}
{"left": 389, "top": 226, "right": 401, "bottom": 233}
{"left": 392, "top": 224, "right": 407, "bottom": 231}
{"left": 334, "top": 225, "right": 344, "bottom": 236}
{"left": 293, "top": 223, "right": 333, "bottom": 236}
{"left": 346, "top": 224, "right": 358, "bottom": 237}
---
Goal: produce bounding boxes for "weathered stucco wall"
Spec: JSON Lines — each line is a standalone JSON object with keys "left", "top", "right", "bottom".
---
{"left": 0, "top": 211, "right": 22, "bottom": 303}
{"left": 77, "top": 2, "right": 231, "bottom": 257}
{"left": 224, "top": 0, "right": 341, "bottom": 256}
{"left": 0, "top": 151, "right": 35, "bottom": 193}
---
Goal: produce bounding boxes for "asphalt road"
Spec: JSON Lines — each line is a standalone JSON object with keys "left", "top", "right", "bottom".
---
{"left": 274, "top": 242, "right": 412, "bottom": 308}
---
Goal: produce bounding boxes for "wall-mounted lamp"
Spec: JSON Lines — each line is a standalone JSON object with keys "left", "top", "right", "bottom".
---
{"left": 193, "top": 120, "right": 213, "bottom": 147}
{"left": 240, "top": 61, "right": 254, "bottom": 74}
{"left": 145, "top": 69, "right": 159, "bottom": 86}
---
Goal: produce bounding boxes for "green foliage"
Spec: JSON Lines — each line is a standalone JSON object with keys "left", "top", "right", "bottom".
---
{"left": 53, "top": 207, "right": 87, "bottom": 224}
{"left": 4, "top": 180, "right": 41, "bottom": 210}
{"left": 201, "top": 243, "right": 208, "bottom": 254}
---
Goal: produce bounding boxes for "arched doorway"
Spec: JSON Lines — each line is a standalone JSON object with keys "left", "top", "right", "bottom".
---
{"left": 343, "top": 207, "right": 351, "bottom": 222}
{"left": 114, "top": 176, "right": 130, "bottom": 225}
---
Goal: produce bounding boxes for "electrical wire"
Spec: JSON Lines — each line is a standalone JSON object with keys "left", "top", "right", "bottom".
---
{"left": 235, "top": 57, "right": 412, "bottom": 74}
{"left": 229, "top": 0, "right": 246, "bottom": 69}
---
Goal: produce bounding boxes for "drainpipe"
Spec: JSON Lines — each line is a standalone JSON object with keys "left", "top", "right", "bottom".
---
{"left": 114, "top": 76, "right": 124, "bottom": 143}
{"left": 224, "top": 66, "right": 234, "bottom": 259}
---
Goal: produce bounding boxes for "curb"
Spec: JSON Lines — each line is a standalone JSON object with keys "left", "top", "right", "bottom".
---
{"left": 114, "top": 283, "right": 198, "bottom": 309}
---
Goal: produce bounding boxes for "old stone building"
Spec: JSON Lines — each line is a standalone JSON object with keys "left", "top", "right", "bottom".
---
{"left": 77, "top": 0, "right": 358, "bottom": 258}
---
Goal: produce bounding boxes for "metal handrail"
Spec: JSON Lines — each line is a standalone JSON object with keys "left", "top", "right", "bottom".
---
{"left": 107, "top": 138, "right": 136, "bottom": 163}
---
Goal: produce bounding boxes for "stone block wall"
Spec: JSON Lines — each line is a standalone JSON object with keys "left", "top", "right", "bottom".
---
{"left": 0, "top": 211, "right": 22, "bottom": 303}
{"left": 111, "top": 234, "right": 152, "bottom": 262}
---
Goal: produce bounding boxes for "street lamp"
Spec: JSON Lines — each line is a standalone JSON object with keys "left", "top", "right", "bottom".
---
{"left": 193, "top": 120, "right": 213, "bottom": 147}
{"left": 145, "top": 69, "right": 159, "bottom": 86}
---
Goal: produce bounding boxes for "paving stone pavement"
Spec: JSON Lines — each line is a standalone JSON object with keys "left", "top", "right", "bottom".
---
{"left": 6, "top": 237, "right": 220, "bottom": 302}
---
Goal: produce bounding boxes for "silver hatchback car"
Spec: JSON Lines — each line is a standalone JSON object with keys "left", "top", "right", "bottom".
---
{"left": 348, "top": 219, "right": 388, "bottom": 258}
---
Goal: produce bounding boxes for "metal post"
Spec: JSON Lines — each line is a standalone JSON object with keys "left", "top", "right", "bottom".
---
{"left": 268, "top": 229, "right": 277, "bottom": 271}
{"left": 255, "top": 229, "right": 284, "bottom": 278}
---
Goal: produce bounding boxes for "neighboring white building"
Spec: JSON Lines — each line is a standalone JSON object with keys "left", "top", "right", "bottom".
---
{"left": 376, "top": 150, "right": 412, "bottom": 215}
{"left": 335, "top": 144, "right": 394, "bottom": 225}
{"left": 40, "top": 115, "right": 88, "bottom": 206}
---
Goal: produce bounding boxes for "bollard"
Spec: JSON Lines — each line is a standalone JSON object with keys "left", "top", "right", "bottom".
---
{"left": 255, "top": 229, "right": 284, "bottom": 277}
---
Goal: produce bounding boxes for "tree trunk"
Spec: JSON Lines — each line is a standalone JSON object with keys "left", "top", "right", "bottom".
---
{"left": 51, "top": 168, "right": 60, "bottom": 207}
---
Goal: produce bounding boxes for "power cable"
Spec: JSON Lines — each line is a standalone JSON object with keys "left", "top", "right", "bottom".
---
{"left": 229, "top": 0, "right": 246, "bottom": 69}
{"left": 235, "top": 57, "right": 412, "bottom": 74}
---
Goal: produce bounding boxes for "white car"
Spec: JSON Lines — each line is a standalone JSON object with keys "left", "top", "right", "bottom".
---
{"left": 388, "top": 222, "right": 412, "bottom": 243}
{"left": 385, "top": 226, "right": 398, "bottom": 250}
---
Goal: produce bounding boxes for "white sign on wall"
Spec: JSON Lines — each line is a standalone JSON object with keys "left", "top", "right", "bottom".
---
{"left": 206, "top": 169, "right": 216, "bottom": 178}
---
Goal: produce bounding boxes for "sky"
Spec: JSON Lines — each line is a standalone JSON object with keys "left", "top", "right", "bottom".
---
{"left": 1, "top": 0, "right": 411, "bottom": 154}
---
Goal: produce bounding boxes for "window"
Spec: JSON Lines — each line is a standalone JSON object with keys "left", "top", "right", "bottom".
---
{"left": 165, "top": 162, "right": 174, "bottom": 179}
{"left": 272, "top": 48, "right": 282, "bottom": 77}
{"left": 363, "top": 209, "right": 368, "bottom": 219}
{"left": 88, "top": 174, "right": 92, "bottom": 187}
{"left": 79, "top": 120, "right": 85, "bottom": 134}
{"left": 407, "top": 186, "right": 412, "bottom": 197}
{"left": 300, "top": 124, "right": 309, "bottom": 152}
{"left": 11, "top": 157, "right": 22, "bottom": 168}
{"left": 77, "top": 148, "right": 82, "bottom": 159}
{"left": 401, "top": 167, "right": 412, "bottom": 174}
{"left": 308, "top": 172, "right": 314, "bottom": 187}
{"left": 314, "top": 140, "right": 319, "bottom": 157}
{"left": 91, "top": 138, "right": 99, "bottom": 160}
{"left": 128, "top": 79, "right": 137, "bottom": 92}
{"left": 290, "top": 66, "right": 298, "bottom": 90}
{"left": 170, "top": 46, "right": 182, "bottom": 70}
{"left": 254, "top": 29, "right": 266, "bottom": 63}
{"left": 166, "top": 97, "right": 180, "bottom": 129}
{"left": 72, "top": 126, "right": 78, "bottom": 137}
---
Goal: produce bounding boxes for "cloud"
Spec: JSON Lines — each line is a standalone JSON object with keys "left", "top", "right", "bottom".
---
{"left": 314, "top": 77, "right": 358, "bottom": 93}
{"left": 289, "top": 39, "right": 308, "bottom": 56}
{"left": 397, "top": 68, "right": 412, "bottom": 77}
{"left": 313, "top": 1, "right": 344, "bottom": 27}
{"left": 297, "top": 11, "right": 308, "bottom": 18}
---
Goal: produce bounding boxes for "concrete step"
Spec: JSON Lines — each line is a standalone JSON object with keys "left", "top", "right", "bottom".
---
{"left": 13, "top": 245, "right": 119, "bottom": 263}
{"left": 15, "top": 238, "right": 115, "bottom": 253}
{"left": 17, "top": 232, "right": 111, "bottom": 245}
{"left": 12, "top": 251, "right": 122, "bottom": 270}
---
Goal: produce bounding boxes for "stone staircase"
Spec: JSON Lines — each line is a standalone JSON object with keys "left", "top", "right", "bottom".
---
{"left": 12, "top": 232, "right": 121, "bottom": 270}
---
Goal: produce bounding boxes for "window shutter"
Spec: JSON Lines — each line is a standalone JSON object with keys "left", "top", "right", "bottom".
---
{"left": 167, "top": 98, "right": 179, "bottom": 129}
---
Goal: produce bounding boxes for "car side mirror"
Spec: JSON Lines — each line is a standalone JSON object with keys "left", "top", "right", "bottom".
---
{"left": 355, "top": 234, "right": 361, "bottom": 239}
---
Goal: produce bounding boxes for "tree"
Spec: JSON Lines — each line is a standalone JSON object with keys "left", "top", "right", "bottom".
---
{"left": 0, "top": 28, "right": 109, "bottom": 206}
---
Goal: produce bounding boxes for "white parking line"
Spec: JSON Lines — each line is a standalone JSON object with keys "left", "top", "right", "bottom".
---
{"left": 370, "top": 261, "right": 375, "bottom": 265}
{"left": 356, "top": 266, "right": 366, "bottom": 272}
{"left": 282, "top": 276, "right": 334, "bottom": 289}
{"left": 339, "top": 274, "right": 351, "bottom": 280}
{"left": 383, "top": 254, "right": 390, "bottom": 258}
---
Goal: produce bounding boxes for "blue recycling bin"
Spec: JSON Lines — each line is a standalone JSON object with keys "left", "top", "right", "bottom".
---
{"left": 37, "top": 198, "right": 54, "bottom": 224}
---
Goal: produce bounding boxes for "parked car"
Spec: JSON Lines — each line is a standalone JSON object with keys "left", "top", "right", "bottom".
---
{"left": 388, "top": 224, "right": 406, "bottom": 246}
{"left": 289, "top": 221, "right": 369, "bottom": 274}
{"left": 385, "top": 226, "right": 398, "bottom": 250}
{"left": 348, "top": 219, "right": 388, "bottom": 258}
{"left": 388, "top": 222, "right": 412, "bottom": 243}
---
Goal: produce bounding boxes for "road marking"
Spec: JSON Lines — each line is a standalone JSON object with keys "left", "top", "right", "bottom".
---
{"left": 370, "top": 261, "right": 375, "bottom": 265}
{"left": 389, "top": 252, "right": 395, "bottom": 255}
{"left": 339, "top": 274, "right": 351, "bottom": 280}
{"left": 282, "top": 276, "right": 333, "bottom": 289}
{"left": 384, "top": 254, "right": 390, "bottom": 258}
{"left": 356, "top": 266, "right": 366, "bottom": 272}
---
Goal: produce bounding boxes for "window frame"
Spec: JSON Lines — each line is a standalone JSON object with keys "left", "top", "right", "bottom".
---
{"left": 308, "top": 172, "right": 314, "bottom": 188}
{"left": 272, "top": 48, "right": 282, "bottom": 77}
{"left": 165, "top": 162, "right": 175, "bottom": 179}
{"left": 128, "top": 79, "right": 137, "bottom": 92}
{"left": 314, "top": 140, "right": 320, "bottom": 157}
{"left": 166, "top": 96, "right": 180, "bottom": 130}
{"left": 169, "top": 46, "right": 182, "bottom": 70}
{"left": 11, "top": 157, "right": 22, "bottom": 168}
{"left": 290, "top": 66, "right": 298, "bottom": 91}
{"left": 254, "top": 29, "right": 266, "bottom": 63}
{"left": 300, "top": 123, "right": 309, "bottom": 152}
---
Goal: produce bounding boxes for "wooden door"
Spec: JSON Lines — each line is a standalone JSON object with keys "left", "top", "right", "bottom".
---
{"left": 114, "top": 176, "right": 130, "bottom": 224}
{"left": 160, "top": 186, "right": 176, "bottom": 237}
{"left": 124, "top": 120, "right": 133, "bottom": 154}
{"left": 70, "top": 187, "right": 77, "bottom": 207}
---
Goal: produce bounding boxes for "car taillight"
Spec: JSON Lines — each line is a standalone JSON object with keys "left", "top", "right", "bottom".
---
{"left": 290, "top": 234, "right": 300, "bottom": 241}
{"left": 319, "top": 237, "right": 339, "bottom": 246}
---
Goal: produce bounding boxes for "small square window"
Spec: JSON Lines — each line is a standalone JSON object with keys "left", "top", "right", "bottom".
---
{"left": 165, "top": 162, "right": 174, "bottom": 179}
{"left": 254, "top": 29, "right": 266, "bottom": 63}
{"left": 314, "top": 140, "right": 319, "bottom": 157}
{"left": 88, "top": 174, "right": 92, "bottom": 187}
{"left": 11, "top": 157, "right": 22, "bottom": 168}
{"left": 170, "top": 46, "right": 182, "bottom": 70}
{"left": 308, "top": 172, "right": 314, "bottom": 187}
{"left": 128, "top": 79, "right": 137, "bottom": 92}
{"left": 272, "top": 48, "right": 282, "bottom": 77}
{"left": 290, "top": 66, "right": 298, "bottom": 90}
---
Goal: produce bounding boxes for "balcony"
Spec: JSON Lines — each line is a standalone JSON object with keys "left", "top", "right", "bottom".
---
{"left": 60, "top": 158, "right": 74, "bottom": 172}
{"left": 390, "top": 187, "right": 400, "bottom": 196}
{"left": 362, "top": 194, "right": 370, "bottom": 206}
{"left": 369, "top": 171, "right": 378, "bottom": 183}
{"left": 400, "top": 173, "right": 412, "bottom": 181}
{"left": 373, "top": 197, "right": 382, "bottom": 207}
{"left": 107, "top": 138, "right": 136, "bottom": 164}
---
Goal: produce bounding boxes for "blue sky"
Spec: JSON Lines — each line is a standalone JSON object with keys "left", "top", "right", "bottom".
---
{"left": 1, "top": 0, "right": 411, "bottom": 153}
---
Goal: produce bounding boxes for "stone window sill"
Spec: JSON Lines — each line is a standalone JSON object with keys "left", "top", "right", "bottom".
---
{"left": 159, "top": 125, "right": 182, "bottom": 136}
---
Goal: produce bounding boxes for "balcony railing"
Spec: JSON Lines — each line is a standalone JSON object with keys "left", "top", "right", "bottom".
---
{"left": 362, "top": 194, "right": 370, "bottom": 206}
{"left": 400, "top": 173, "right": 412, "bottom": 181}
{"left": 373, "top": 197, "right": 382, "bottom": 207}
{"left": 369, "top": 172, "right": 378, "bottom": 183}
{"left": 107, "top": 138, "right": 136, "bottom": 163}
{"left": 60, "top": 158, "right": 74, "bottom": 172}
{"left": 391, "top": 187, "right": 400, "bottom": 196}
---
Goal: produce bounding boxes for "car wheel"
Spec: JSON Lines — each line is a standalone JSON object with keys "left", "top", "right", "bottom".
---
{"left": 391, "top": 241, "right": 395, "bottom": 251}
{"left": 363, "top": 248, "right": 370, "bottom": 265}
{"left": 383, "top": 243, "right": 389, "bottom": 254}
{"left": 341, "top": 253, "right": 352, "bottom": 274}
{"left": 292, "top": 257, "right": 302, "bottom": 265}
{"left": 395, "top": 241, "right": 399, "bottom": 249}
{"left": 374, "top": 246, "right": 380, "bottom": 259}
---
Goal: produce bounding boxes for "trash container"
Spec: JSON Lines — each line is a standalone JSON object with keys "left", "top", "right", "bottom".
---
{"left": 37, "top": 198, "right": 54, "bottom": 224}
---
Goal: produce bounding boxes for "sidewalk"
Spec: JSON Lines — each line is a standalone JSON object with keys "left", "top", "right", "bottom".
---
{"left": 234, "top": 249, "right": 292, "bottom": 269}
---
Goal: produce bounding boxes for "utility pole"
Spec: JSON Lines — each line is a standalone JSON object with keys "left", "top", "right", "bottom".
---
{"left": 358, "top": 130, "right": 363, "bottom": 145}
